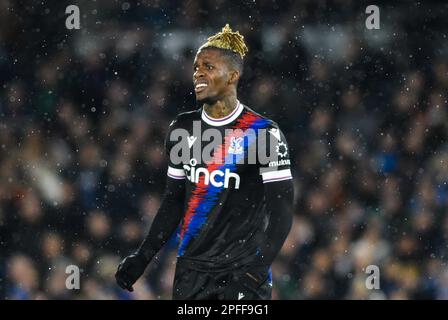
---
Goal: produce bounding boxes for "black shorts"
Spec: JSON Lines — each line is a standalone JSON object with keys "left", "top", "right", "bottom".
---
{"left": 172, "top": 261, "right": 272, "bottom": 300}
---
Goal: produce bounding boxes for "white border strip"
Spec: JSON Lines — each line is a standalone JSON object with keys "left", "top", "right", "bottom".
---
{"left": 261, "top": 169, "right": 292, "bottom": 184}
{"left": 167, "top": 166, "right": 186, "bottom": 180}
{"left": 201, "top": 101, "right": 244, "bottom": 126}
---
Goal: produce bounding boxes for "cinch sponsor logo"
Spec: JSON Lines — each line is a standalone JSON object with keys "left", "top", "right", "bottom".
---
{"left": 268, "top": 159, "right": 291, "bottom": 167}
{"left": 183, "top": 159, "right": 240, "bottom": 189}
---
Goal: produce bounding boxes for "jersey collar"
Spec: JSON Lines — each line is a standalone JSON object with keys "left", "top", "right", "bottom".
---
{"left": 201, "top": 100, "right": 243, "bottom": 126}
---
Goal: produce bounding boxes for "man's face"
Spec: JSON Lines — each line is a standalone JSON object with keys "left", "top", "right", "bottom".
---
{"left": 193, "top": 48, "right": 234, "bottom": 105}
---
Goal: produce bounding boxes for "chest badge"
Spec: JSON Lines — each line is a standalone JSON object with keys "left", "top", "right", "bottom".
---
{"left": 228, "top": 137, "right": 243, "bottom": 155}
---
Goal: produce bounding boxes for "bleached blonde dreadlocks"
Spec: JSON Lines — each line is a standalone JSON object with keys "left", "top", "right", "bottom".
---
{"left": 199, "top": 24, "right": 249, "bottom": 59}
{"left": 198, "top": 24, "right": 248, "bottom": 78}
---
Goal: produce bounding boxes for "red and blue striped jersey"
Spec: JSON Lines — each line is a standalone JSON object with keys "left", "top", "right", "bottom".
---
{"left": 165, "top": 101, "right": 292, "bottom": 270}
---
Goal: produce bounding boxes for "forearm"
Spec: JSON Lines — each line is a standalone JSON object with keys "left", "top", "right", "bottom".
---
{"left": 255, "top": 179, "right": 294, "bottom": 267}
{"left": 136, "top": 178, "right": 185, "bottom": 263}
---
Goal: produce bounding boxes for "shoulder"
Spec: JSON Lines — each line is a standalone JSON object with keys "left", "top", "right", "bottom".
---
{"left": 168, "top": 108, "right": 201, "bottom": 130}
{"left": 240, "top": 104, "right": 280, "bottom": 130}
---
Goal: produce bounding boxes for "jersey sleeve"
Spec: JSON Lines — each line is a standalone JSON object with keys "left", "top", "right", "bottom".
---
{"left": 165, "top": 117, "right": 186, "bottom": 180}
{"left": 257, "top": 124, "right": 293, "bottom": 184}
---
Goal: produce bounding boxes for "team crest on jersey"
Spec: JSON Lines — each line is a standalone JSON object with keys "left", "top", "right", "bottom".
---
{"left": 228, "top": 137, "right": 243, "bottom": 155}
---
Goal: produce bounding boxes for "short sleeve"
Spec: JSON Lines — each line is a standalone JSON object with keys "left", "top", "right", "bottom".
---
{"left": 257, "top": 125, "right": 292, "bottom": 184}
{"left": 165, "top": 118, "right": 186, "bottom": 180}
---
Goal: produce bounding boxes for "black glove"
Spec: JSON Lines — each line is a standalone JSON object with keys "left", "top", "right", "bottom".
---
{"left": 115, "top": 253, "right": 148, "bottom": 292}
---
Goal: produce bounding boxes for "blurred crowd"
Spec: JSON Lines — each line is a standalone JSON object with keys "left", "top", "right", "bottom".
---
{"left": 0, "top": 0, "right": 447, "bottom": 299}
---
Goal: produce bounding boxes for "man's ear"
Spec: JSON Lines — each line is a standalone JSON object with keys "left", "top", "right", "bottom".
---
{"left": 228, "top": 70, "right": 240, "bottom": 85}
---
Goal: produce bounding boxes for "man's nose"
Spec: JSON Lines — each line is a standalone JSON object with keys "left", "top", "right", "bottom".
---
{"left": 194, "top": 68, "right": 205, "bottom": 80}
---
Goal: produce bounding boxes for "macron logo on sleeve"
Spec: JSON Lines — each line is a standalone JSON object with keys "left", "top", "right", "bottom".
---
{"left": 268, "top": 128, "right": 281, "bottom": 141}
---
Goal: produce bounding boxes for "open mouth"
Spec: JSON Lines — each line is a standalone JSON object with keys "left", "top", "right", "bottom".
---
{"left": 194, "top": 83, "right": 208, "bottom": 93}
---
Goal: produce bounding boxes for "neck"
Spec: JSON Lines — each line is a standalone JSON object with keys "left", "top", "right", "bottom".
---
{"left": 203, "top": 96, "right": 238, "bottom": 119}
